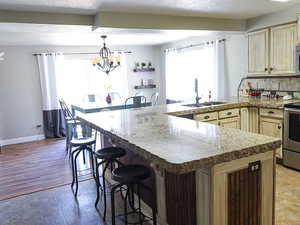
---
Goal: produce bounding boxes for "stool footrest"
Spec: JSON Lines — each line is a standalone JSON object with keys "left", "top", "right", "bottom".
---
{"left": 115, "top": 210, "right": 153, "bottom": 225}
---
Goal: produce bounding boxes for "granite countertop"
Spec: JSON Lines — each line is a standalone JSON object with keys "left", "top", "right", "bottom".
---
{"left": 165, "top": 97, "right": 300, "bottom": 116}
{"left": 78, "top": 97, "right": 286, "bottom": 174}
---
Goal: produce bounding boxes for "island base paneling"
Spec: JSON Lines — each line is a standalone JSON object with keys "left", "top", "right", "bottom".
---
{"left": 101, "top": 134, "right": 275, "bottom": 225}
{"left": 228, "top": 161, "right": 261, "bottom": 225}
{"left": 165, "top": 171, "right": 197, "bottom": 225}
{"left": 211, "top": 151, "right": 274, "bottom": 225}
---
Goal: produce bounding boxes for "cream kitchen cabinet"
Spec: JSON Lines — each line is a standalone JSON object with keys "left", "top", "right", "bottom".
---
{"left": 219, "top": 117, "right": 241, "bottom": 129}
{"left": 248, "top": 29, "right": 269, "bottom": 75}
{"left": 249, "top": 107, "right": 260, "bottom": 133}
{"left": 240, "top": 107, "right": 249, "bottom": 131}
{"left": 270, "top": 23, "right": 297, "bottom": 75}
{"left": 194, "top": 112, "right": 218, "bottom": 122}
{"left": 260, "top": 117, "right": 283, "bottom": 139}
{"left": 207, "top": 120, "right": 219, "bottom": 125}
{"left": 240, "top": 107, "right": 259, "bottom": 133}
{"left": 248, "top": 23, "right": 297, "bottom": 76}
{"left": 259, "top": 108, "right": 283, "bottom": 159}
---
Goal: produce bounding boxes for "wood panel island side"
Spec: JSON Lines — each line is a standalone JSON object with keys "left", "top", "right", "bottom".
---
{"left": 78, "top": 104, "right": 281, "bottom": 225}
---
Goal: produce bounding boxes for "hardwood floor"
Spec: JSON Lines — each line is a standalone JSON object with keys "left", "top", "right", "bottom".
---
{"left": 0, "top": 138, "right": 90, "bottom": 201}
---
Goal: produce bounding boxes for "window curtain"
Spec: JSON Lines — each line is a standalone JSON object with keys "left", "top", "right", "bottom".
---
{"left": 165, "top": 40, "right": 228, "bottom": 102}
{"left": 165, "top": 43, "right": 215, "bottom": 102}
{"left": 214, "top": 40, "right": 229, "bottom": 99}
{"left": 36, "top": 53, "right": 66, "bottom": 138}
{"left": 55, "top": 52, "right": 128, "bottom": 105}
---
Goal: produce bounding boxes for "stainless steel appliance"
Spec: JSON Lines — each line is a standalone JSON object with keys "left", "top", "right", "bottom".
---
{"left": 283, "top": 102, "right": 300, "bottom": 170}
{"left": 296, "top": 46, "right": 300, "bottom": 74}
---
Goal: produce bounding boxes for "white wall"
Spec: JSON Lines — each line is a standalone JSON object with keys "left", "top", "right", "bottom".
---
{"left": 124, "top": 46, "right": 161, "bottom": 101}
{"left": 0, "top": 45, "right": 160, "bottom": 142}
{"left": 246, "top": 4, "right": 300, "bottom": 31}
{"left": 224, "top": 34, "right": 247, "bottom": 97}
{"left": 158, "top": 33, "right": 247, "bottom": 101}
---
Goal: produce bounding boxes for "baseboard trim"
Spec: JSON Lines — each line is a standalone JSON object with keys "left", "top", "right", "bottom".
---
{"left": 0, "top": 135, "right": 45, "bottom": 146}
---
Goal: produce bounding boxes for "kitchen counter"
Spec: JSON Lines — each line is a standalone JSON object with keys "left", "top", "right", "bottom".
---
{"left": 78, "top": 97, "right": 285, "bottom": 225}
{"left": 79, "top": 103, "right": 281, "bottom": 174}
{"left": 166, "top": 96, "right": 300, "bottom": 116}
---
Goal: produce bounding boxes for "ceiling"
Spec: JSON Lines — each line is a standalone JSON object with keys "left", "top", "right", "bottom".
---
{"left": 0, "top": 0, "right": 299, "bottom": 19}
{"left": 0, "top": 23, "right": 224, "bottom": 46}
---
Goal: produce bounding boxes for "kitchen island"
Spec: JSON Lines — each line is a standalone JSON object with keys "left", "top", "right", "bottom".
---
{"left": 78, "top": 100, "right": 282, "bottom": 225}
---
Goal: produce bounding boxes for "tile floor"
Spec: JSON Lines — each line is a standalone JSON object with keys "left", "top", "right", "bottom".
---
{"left": 276, "top": 165, "right": 300, "bottom": 225}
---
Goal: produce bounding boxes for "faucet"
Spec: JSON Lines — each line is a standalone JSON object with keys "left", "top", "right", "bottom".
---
{"left": 195, "top": 78, "right": 201, "bottom": 104}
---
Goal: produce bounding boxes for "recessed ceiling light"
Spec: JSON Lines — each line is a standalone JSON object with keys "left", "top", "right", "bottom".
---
{"left": 271, "top": 0, "right": 291, "bottom": 2}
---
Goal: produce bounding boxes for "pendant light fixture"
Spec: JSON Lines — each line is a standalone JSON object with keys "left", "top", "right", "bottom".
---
{"left": 92, "top": 35, "right": 120, "bottom": 75}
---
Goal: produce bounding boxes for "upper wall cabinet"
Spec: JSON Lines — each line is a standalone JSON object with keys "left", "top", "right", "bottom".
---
{"left": 248, "top": 29, "right": 269, "bottom": 75}
{"left": 270, "top": 23, "right": 297, "bottom": 75}
{"left": 248, "top": 23, "right": 297, "bottom": 76}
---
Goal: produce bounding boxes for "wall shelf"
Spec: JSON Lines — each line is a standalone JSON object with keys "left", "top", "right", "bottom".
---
{"left": 134, "top": 84, "right": 157, "bottom": 89}
{"left": 133, "top": 68, "right": 155, "bottom": 72}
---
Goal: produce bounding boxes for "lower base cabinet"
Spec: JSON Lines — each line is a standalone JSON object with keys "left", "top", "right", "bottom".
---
{"left": 219, "top": 117, "right": 241, "bottom": 129}
{"left": 207, "top": 120, "right": 219, "bottom": 125}
{"left": 260, "top": 117, "right": 283, "bottom": 158}
{"left": 191, "top": 106, "right": 283, "bottom": 159}
{"left": 249, "top": 107, "right": 260, "bottom": 133}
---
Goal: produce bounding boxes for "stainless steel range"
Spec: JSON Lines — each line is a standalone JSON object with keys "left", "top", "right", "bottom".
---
{"left": 284, "top": 102, "right": 300, "bottom": 170}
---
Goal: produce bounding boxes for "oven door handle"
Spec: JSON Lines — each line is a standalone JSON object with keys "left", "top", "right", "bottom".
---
{"left": 284, "top": 108, "right": 300, "bottom": 114}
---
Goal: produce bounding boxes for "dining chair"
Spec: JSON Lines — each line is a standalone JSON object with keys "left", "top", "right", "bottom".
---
{"left": 150, "top": 92, "right": 159, "bottom": 106}
{"left": 108, "top": 92, "right": 121, "bottom": 102}
{"left": 59, "top": 99, "right": 81, "bottom": 153}
{"left": 124, "top": 96, "right": 147, "bottom": 109}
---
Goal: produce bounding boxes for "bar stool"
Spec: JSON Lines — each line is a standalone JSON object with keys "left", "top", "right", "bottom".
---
{"left": 94, "top": 147, "right": 126, "bottom": 220}
{"left": 111, "top": 164, "right": 157, "bottom": 225}
{"left": 70, "top": 136, "right": 96, "bottom": 197}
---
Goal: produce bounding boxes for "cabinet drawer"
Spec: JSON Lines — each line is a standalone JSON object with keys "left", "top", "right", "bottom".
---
{"left": 194, "top": 112, "right": 218, "bottom": 122}
{"left": 207, "top": 120, "right": 219, "bottom": 125}
{"left": 260, "top": 108, "right": 283, "bottom": 119}
{"left": 219, "top": 108, "right": 240, "bottom": 119}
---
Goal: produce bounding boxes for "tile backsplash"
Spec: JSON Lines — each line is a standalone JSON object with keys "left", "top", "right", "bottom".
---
{"left": 239, "top": 77, "right": 300, "bottom": 96}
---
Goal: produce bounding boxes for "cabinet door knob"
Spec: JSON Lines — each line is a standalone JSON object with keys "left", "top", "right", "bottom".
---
{"left": 227, "top": 112, "right": 232, "bottom": 116}
{"left": 268, "top": 111, "right": 274, "bottom": 114}
{"left": 204, "top": 116, "right": 210, "bottom": 119}
{"left": 270, "top": 67, "right": 274, "bottom": 71}
{"left": 264, "top": 68, "right": 268, "bottom": 72}
{"left": 278, "top": 126, "right": 282, "bottom": 129}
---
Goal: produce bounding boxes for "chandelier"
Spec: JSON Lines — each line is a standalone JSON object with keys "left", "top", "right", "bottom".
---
{"left": 92, "top": 35, "right": 120, "bottom": 75}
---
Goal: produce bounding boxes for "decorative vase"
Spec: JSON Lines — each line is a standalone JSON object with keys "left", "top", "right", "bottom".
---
{"left": 106, "top": 94, "right": 112, "bottom": 104}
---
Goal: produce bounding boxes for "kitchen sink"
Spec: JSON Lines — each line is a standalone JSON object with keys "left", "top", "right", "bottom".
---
{"left": 182, "top": 101, "right": 227, "bottom": 107}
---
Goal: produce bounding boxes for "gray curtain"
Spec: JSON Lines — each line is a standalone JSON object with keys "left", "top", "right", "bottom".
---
{"left": 37, "top": 53, "right": 66, "bottom": 138}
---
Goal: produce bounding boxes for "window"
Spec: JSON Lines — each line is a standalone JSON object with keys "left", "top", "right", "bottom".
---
{"left": 55, "top": 53, "right": 128, "bottom": 105}
{"left": 165, "top": 44, "right": 216, "bottom": 102}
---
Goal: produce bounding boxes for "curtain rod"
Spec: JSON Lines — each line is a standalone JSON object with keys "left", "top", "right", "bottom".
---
{"left": 164, "top": 38, "right": 226, "bottom": 53}
{"left": 32, "top": 51, "right": 132, "bottom": 56}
